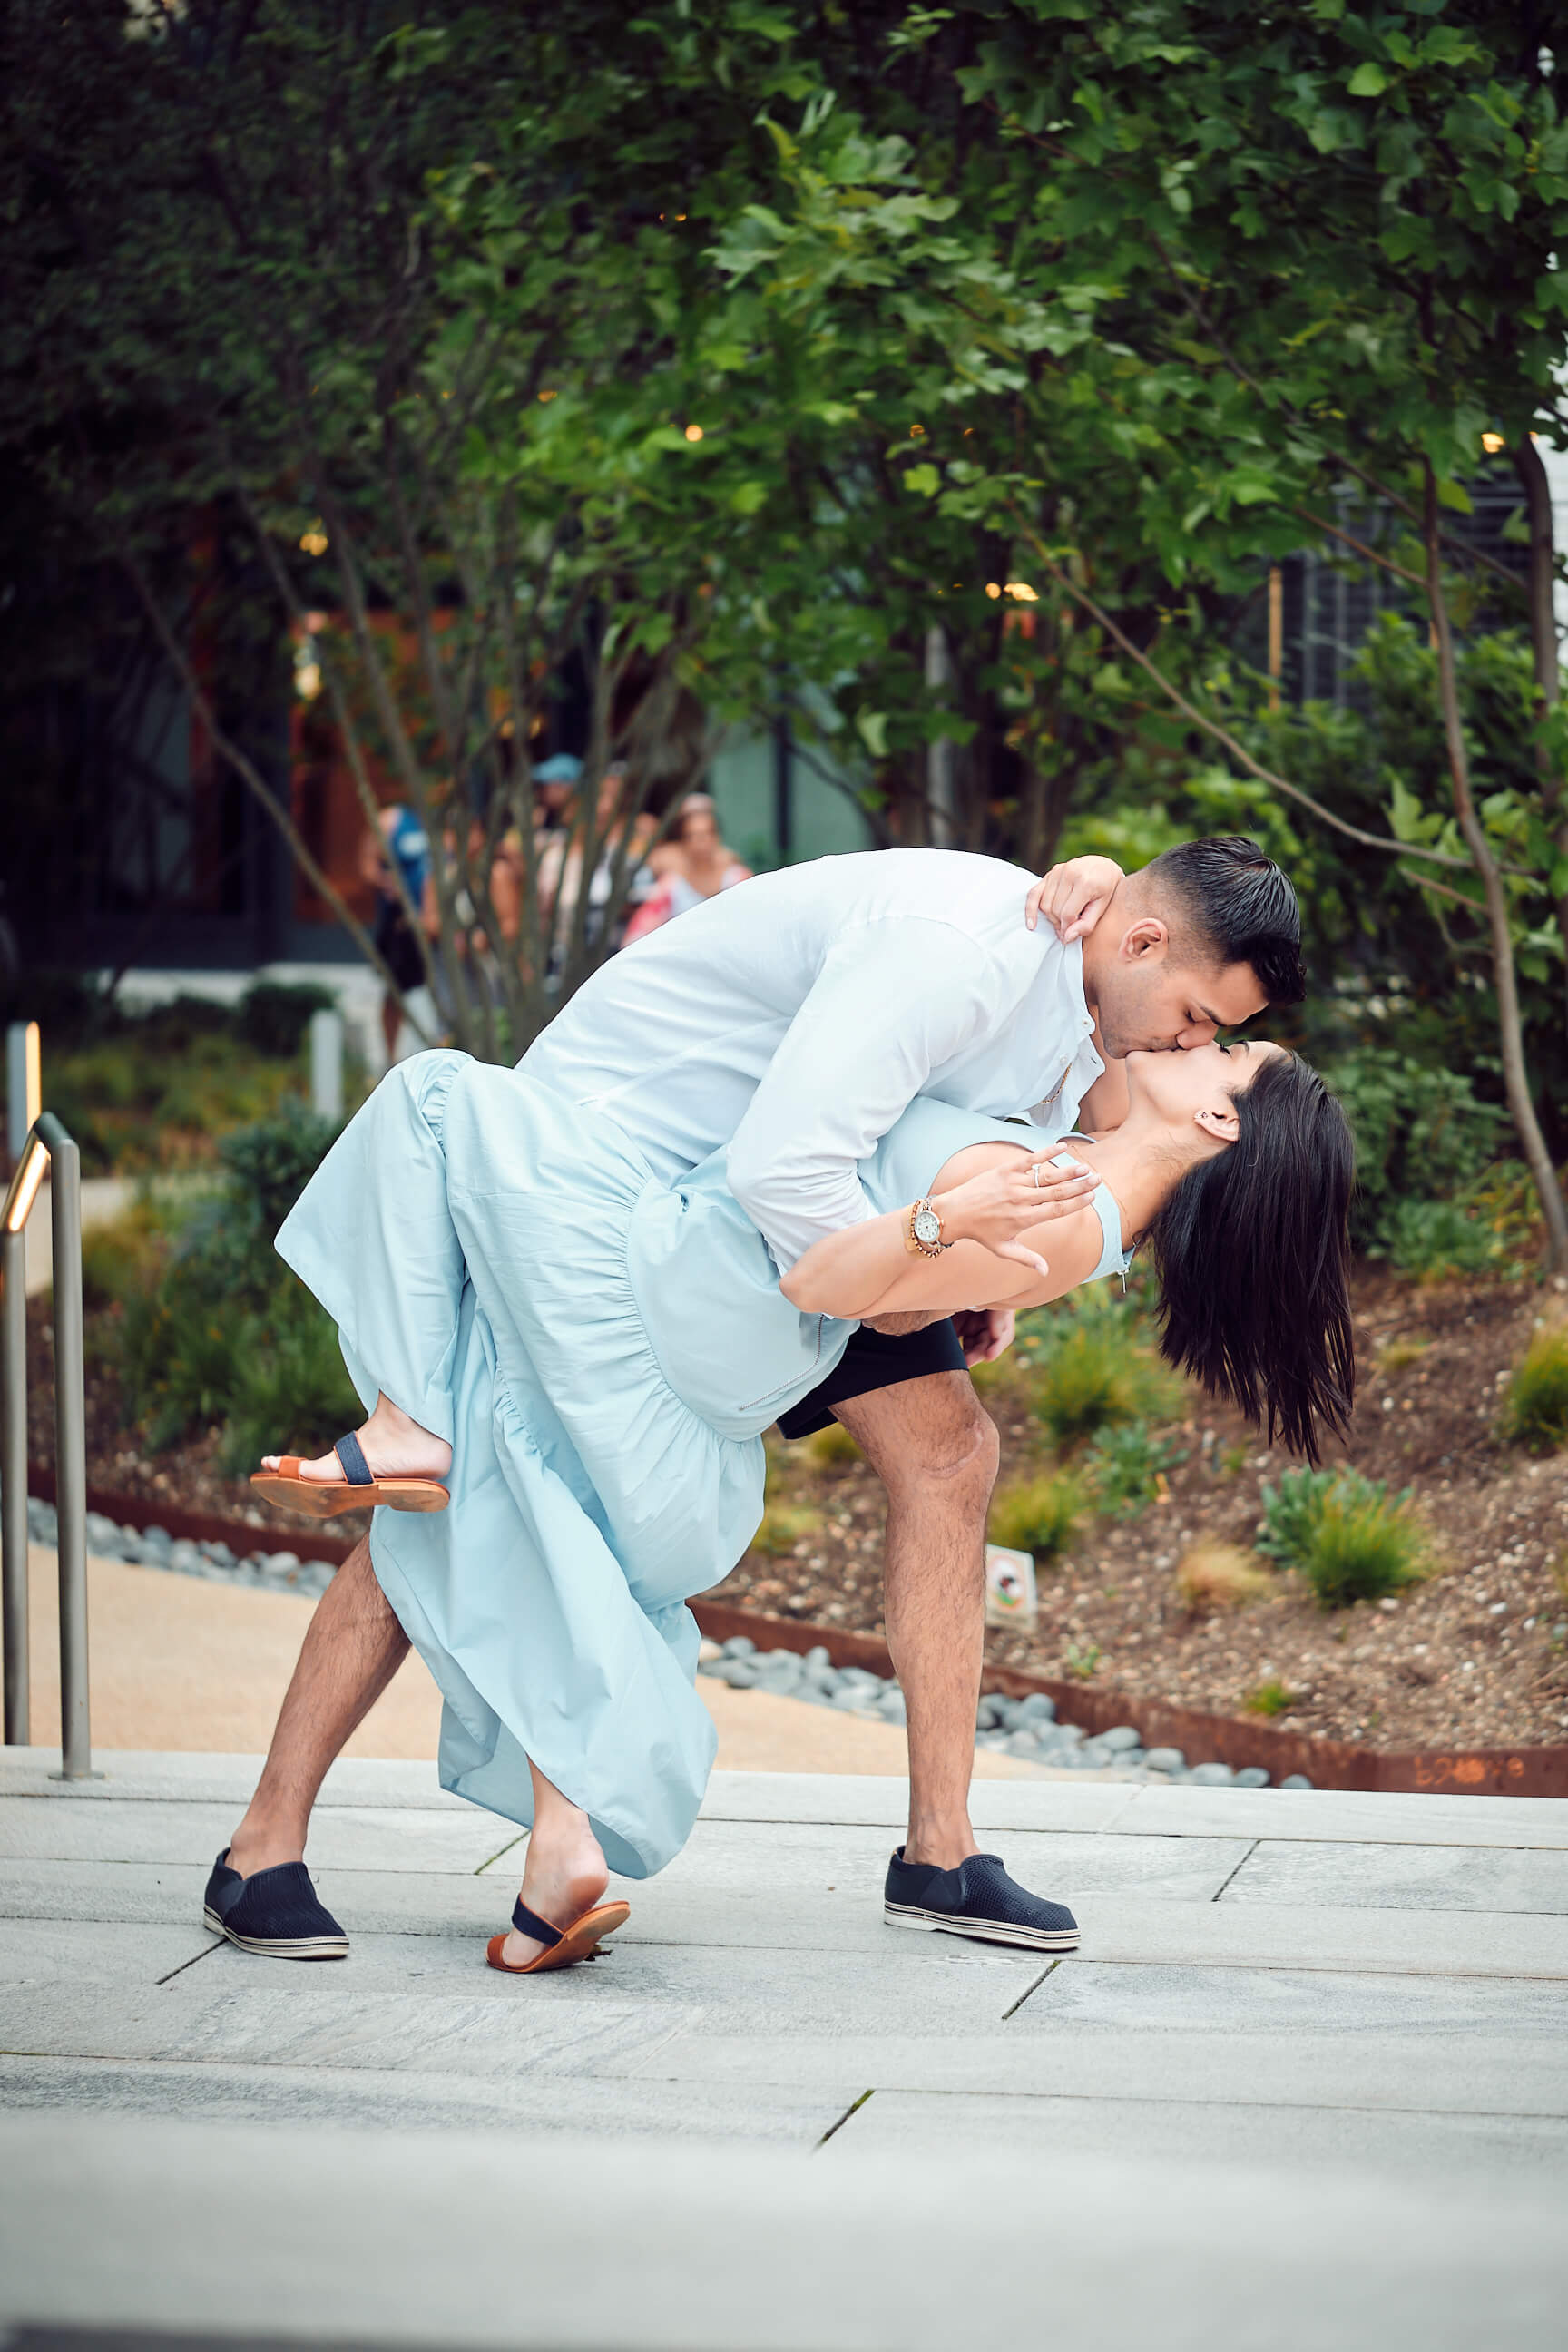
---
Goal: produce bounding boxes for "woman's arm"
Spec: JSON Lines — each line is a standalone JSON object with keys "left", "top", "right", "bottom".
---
{"left": 779, "top": 1150, "right": 1106, "bottom": 1321}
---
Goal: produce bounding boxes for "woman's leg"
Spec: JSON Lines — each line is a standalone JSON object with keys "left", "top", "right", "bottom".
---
{"left": 498, "top": 1758, "right": 611, "bottom": 1968}
{"left": 260, "top": 1388, "right": 451, "bottom": 1486}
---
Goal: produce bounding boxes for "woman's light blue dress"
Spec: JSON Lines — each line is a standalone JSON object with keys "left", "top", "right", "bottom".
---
{"left": 276, "top": 1052, "right": 1130, "bottom": 1880}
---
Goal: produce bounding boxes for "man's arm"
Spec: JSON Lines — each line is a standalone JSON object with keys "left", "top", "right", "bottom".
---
{"left": 726, "top": 919, "right": 996, "bottom": 1271}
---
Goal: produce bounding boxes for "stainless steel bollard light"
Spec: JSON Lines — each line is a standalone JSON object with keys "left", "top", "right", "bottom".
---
{"left": 1, "top": 1112, "right": 92, "bottom": 1774}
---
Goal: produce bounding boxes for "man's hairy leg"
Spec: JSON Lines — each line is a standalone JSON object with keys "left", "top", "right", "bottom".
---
{"left": 832, "top": 1370, "right": 999, "bottom": 1871}
{"left": 226, "top": 1537, "right": 410, "bottom": 1878}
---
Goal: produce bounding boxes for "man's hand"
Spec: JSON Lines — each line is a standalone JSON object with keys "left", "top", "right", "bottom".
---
{"left": 1025, "top": 856, "right": 1124, "bottom": 940}
{"left": 952, "top": 1306, "right": 1016, "bottom": 1367}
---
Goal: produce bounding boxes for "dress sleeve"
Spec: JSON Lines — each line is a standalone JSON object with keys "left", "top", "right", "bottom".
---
{"left": 725, "top": 917, "right": 997, "bottom": 1271}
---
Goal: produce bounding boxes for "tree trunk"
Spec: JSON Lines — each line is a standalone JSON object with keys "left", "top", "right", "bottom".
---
{"left": 1425, "top": 466, "right": 1568, "bottom": 1271}
{"left": 1514, "top": 432, "right": 1568, "bottom": 1036}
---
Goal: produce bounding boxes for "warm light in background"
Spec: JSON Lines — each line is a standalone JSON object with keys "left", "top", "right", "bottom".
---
{"left": 299, "top": 524, "right": 328, "bottom": 555}
{"left": 1005, "top": 581, "right": 1039, "bottom": 602}
{"left": 1481, "top": 431, "right": 1506, "bottom": 455}
{"left": 684, "top": 424, "right": 704, "bottom": 442}
{"left": 4, "top": 1133, "right": 49, "bottom": 1236}
{"left": 985, "top": 583, "right": 1002, "bottom": 598}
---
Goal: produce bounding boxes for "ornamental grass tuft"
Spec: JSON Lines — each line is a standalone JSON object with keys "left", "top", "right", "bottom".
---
{"left": 1499, "top": 1323, "right": 1568, "bottom": 1455}
{"left": 1175, "top": 1538, "right": 1272, "bottom": 1613}
{"left": 1257, "top": 1466, "right": 1428, "bottom": 1610}
{"left": 1029, "top": 1313, "right": 1182, "bottom": 1449}
{"left": 988, "top": 1471, "right": 1085, "bottom": 1563}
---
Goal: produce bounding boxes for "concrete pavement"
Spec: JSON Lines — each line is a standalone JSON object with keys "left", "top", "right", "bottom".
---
{"left": 0, "top": 1749, "right": 1564, "bottom": 2347}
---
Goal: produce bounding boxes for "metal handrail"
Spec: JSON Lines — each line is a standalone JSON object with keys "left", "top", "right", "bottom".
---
{"left": 2, "top": 1112, "right": 91, "bottom": 1777}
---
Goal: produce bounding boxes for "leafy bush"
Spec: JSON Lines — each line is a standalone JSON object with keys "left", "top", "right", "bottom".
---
{"left": 108, "top": 1106, "right": 356, "bottom": 1466}
{"left": 1317, "top": 1048, "right": 1505, "bottom": 1259}
{"left": 988, "top": 1471, "right": 1084, "bottom": 1562}
{"left": 1083, "top": 1420, "right": 1187, "bottom": 1520}
{"left": 221, "top": 1306, "right": 366, "bottom": 1475}
{"left": 236, "top": 980, "right": 337, "bottom": 1058}
{"left": 1176, "top": 1539, "right": 1272, "bottom": 1612}
{"left": 1257, "top": 1466, "right": 1427, "bottom": 1609}
{"left": 1380, "top": 1197, "right": 1506, "bottom": 1282}
{"left": 1499, "top": 1324, "right": 1568, "bottom": 1454}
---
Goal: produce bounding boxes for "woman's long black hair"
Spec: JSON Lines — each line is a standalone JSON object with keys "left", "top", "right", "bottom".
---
{"left": 1146, "top": 1052, "right": 1355, "bottom": 1464}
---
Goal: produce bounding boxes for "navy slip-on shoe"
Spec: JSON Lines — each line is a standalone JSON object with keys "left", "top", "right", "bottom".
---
{"left": 203, "top": 1847, "right": 349, "bottom": 1961}
{"left": 884, "top": 1846, "right": 1080, "bottom": 1953}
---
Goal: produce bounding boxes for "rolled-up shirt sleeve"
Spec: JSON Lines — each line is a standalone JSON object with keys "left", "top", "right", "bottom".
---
{"left": 726, "top": 917, "right": 995, "bottom": 1271}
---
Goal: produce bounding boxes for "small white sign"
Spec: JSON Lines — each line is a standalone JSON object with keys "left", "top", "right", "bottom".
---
{"left": 985, "top": 1543, "right": 1038, "bottom": 1627}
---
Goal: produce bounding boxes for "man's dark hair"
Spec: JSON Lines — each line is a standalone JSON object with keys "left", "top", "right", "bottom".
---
{"left": 1145, "top": 836, "right": 1305, "bottom": 1005}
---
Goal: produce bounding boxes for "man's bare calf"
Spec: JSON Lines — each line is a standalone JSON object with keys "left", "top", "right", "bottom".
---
{"left": 225, "top": 1537, "right": 409, "bottom": 1879}
{"left": 833, "top": 1368, "right": 998, "bottom": 1871}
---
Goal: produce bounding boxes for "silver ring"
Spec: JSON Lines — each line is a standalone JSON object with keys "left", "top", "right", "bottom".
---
{"left": 1032, "top": 1165, "right": 1042, "bottom": 1188}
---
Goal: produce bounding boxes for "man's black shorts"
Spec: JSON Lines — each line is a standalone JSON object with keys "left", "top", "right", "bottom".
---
{"left": 776, "top": 1318, "right": 968, "bottom": 1440}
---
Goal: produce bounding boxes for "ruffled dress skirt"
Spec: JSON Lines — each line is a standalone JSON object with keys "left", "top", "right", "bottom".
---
{"left": 275, "top": 1052, "right": 777, "bottom": 1880}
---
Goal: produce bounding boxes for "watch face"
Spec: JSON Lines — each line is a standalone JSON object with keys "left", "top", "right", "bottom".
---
{"left": 913, "top": 1206, "right": 942, "bottom": 1247}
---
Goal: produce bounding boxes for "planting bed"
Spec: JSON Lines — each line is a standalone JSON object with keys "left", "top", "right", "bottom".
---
{"left": 23, "top": 1266, "right": 1568, "bottom": 1763}
{"left": 729, "top": 1269, "right": 1568, "bottom": 1759}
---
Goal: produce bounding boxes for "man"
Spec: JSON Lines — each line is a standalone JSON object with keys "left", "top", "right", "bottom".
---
{"left": 217, "top": 837, "right": 1302, "bottom": 1952}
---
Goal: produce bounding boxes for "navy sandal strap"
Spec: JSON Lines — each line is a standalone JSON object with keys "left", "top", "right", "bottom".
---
{"left": 510, "top": 1897, "right": 564, "bottom": 1948}
{"left": 334, "top": 1431, "right": 375, "bottom": 1486}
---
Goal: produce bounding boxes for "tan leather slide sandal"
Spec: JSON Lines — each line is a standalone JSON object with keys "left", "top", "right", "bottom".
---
{"left": 250, "top": 1431, "right": 450, "bottom": 1518}
{"left": 485, "top": 1896, "right": 632, "bottom": 1975}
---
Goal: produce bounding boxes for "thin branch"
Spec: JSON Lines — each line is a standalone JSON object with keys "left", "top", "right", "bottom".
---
{"left": 118, "top": 544, "right": 411, "bottom": 1009}
{"left": 1014, "top": 526, "right": 1483, "bottom": 873}
{"left": 1294, "top": 506, "right": 1426, "bottom": 592}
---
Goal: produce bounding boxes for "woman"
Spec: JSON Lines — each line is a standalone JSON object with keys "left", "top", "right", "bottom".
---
{"left": 623, "top": 793, "right": 752, "bottom": 942}
{"left": 253, "top": 1039, "right": 1353, "bottom": 1972}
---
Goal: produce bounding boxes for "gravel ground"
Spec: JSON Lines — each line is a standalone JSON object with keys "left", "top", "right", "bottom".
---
{"left": 720, "top": 1268, "right": 1568, "bottom": 1755}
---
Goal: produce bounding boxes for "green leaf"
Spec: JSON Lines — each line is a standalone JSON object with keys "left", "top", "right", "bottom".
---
{"left": 904, "top": 462, "right": 941, "bottom": 496}
{"left": 857, "top": 710, "right": 890, "bottom": 760}
{"left": 1348, "top": 62, "right": 1387, "bottom": 98}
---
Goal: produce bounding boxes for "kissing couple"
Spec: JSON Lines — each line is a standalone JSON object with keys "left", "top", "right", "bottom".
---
{"left": 205, "top": 837, "right": 1354, "bottom": 1973}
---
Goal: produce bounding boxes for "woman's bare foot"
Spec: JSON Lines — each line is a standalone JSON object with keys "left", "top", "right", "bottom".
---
{"left": 499, "top": 1820, "right": 611, "bottom": 1969}
{"left": 260, "top": 1391, "right": 451, "bottom": 1485}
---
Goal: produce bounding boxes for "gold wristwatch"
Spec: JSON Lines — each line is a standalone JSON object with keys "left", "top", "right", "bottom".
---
{"left": 906, "top": 1197, "right": 949, "bottom": 1259}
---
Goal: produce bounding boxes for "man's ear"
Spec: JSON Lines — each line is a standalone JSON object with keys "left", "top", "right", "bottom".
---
{"left": 1193, "top": 1103, "right": 1240, "bottom": 1145}
{"left": 1120, "top": 916, "right": 1171, "bottom": 965}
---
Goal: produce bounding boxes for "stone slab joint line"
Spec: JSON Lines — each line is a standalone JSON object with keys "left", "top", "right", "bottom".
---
{"left": 813, "top": 2088, "right": 875, "bottom": 2151}
{"left": 154, "top": 1944, "right": 226, "bottom": 1988}
{"left": 475, "top": 1833, "right": 525, "bottom": 1876}
{"left": 1210, "top": 1839, "right": 1261, "bottom": 1904}
{"left": 999, "top": 1955, "right": 1064, "bottom": 2022}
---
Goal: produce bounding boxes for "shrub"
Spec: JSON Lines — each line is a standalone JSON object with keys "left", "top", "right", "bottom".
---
{"left": 1029, "top": 1313, "right": 1182, "bottom": 1449}
{"left": 106, "top": 1104, "right": 353, "bottom": 1465}
{"left": 221, "top": 1303, "right": 364, "bottom": 1475}
{"left": 802, "top": 1422, "right": 860, "bottom": 1469}
{"left": 1499, "top": 1324, "right": 1568, "bottom": 1454}
{"left": 237, "top": 980, "right": 338, "bottom": 1058}
{"left": 750, "top": 1504, "right": 825, "bottom": 1556}
{"left": 1380, "top": 1197, "right": 1504, "bottom": 1282}
{"left": 1257, "top": 1465, "right": 1427, "bottom": 1609}
{"left": 988, "top": 1472, "right": 1084, "bottom": 1563}
{"left": 1318, "top": 1048, "right": 1504, "bottom": 1257}
{"left": 1176, "top": 1539, "right": 1272, "bottom": 1612}
{"left": 1083, "top": 1420, "right": 1188, "bottom": 1521}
